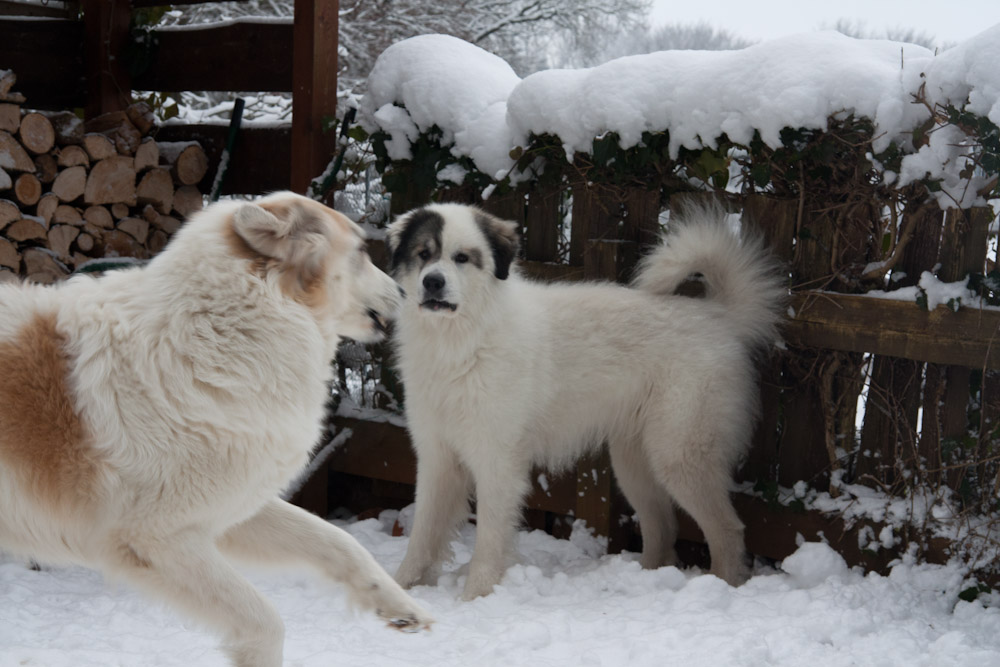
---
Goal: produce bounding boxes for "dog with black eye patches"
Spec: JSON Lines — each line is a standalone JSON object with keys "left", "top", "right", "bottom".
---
{"left": 0, "top": 191, "right": 432, "bottom": 667}
{"left": 386, "top": 202, "right": 785, "bottom": 600}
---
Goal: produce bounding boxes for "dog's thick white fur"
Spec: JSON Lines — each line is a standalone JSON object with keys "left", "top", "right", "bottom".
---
{"left": 386, "top": 203, "right": 785, "bottom": 599}
{"left": 0, "top": 192, "right": 431, "bottom": 666}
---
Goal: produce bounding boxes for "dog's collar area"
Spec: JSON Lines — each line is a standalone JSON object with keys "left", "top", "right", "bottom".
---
{"left": 419, "top": 299, "right": 457, "bottom": 312}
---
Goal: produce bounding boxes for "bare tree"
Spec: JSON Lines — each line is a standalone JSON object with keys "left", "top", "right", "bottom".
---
{"left": 827, "top": 19, "right": 944, "bottom": 50}
{"left": 554, "top": 20, "right": 754, "bottom": 68}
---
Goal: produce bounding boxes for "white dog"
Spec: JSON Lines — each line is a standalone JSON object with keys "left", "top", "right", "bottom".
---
{"left": 0, "top": 192, "right": 431, "bottom": 667}
{"left": 386, "top": 203, "right": 784, "bottom": 599}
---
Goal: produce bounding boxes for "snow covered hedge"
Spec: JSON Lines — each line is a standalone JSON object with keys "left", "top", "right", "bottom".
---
{"left": 359, "top": 27, "right": 1000, "bottom": 210}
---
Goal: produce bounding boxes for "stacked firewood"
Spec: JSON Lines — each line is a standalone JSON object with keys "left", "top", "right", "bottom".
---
{"left": 0, "top": 71, "right": 207, "bottom": 284}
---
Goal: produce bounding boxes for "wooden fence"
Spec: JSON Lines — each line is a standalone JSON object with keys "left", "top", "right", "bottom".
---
{"left": 306, "top": 114, "right": 1000, "bottom": 577}
{"left": 0, "top": 0, "right": 340, "bottom": 195}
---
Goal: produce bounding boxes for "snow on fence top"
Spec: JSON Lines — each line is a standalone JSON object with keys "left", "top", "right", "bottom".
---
{"left": 361, "top": 34, "right": 520, "bottom": 179}
{"left": 360, "top": 25, "right": 1000, "bottom": 208}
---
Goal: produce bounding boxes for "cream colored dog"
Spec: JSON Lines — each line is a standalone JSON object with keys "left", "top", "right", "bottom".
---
{"left": 0, "top": 192, "right": 431, "bottom": 667}
{"left": 388, "top": 203, "right": 784, "bottom": 599}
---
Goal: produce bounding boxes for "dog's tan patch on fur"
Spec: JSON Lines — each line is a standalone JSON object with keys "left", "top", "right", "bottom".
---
{"left": 226, "top": 196, "right": 364, "bottom": 313}
{"left": 119, "top": 542, "right": 152, "bottom": 569}
{"left": 0, "top": 314, "right": 101, "bottom": 511}
{"left": 224, "top": 204, "right": 328, "bottom": 307}
{"left": 257, "top": 198, "right": 345, "bottom": 310}
{"left": 224, "top": 215, "right": 272, "bottom": 277}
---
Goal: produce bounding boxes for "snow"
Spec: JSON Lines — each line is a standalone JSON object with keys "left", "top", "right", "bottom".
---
{"left": 360, "top": 25, "right": 1000, "bottom": 205}
{"left": 863, "top": 271, "right": 1000, "bottom": 311}
{"left": 508, "top": 31, "right": 929, "bottom": 158}
{"left": 2, "top": 513, "right": 998, "bottom": 666}
{"left": 359, "top": 34, "right": 521, "bottom": 179}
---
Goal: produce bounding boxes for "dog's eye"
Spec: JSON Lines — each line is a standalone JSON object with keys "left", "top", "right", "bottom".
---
{"left": 454, "top": 253, "right": 469, "bottom": 264}
{"left": 418, "top": 249, "right": 431, "bottom": 261}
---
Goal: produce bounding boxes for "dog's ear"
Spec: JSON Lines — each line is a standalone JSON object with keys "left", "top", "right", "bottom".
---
{"left": 386, "top": 208, "right": 444, "bottom": 273}
{"left": 476, "top": 211, "right": 520, "bottom": 280}
{"left": 232, "top": 201, "right": 329, "bottom": 290}
{"left": 385, "top": 213, "right": 409, "bottom": 272}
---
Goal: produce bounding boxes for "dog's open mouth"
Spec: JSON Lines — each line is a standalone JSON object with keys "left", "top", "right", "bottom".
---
{"left": 420, "top": 299, "right": 457, "bottom": 312}
{"left": 367, "top": 309, "right": 390, "bottom": 334}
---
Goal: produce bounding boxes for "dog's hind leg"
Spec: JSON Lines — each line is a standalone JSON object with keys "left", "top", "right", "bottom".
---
{"left": 395, "top": 444, "right": 471, "bottom": 589}
{"left": 653, "top": 457, "right": 748, "bottom": 586}
{"left": 609, "top": 437, "right": 678, "bottom": 569}
{"left": 115, "top": 535, "right": 285, "bottom": 667}
{"left": 218, "top": 499, "right": 433, "bottom": 631}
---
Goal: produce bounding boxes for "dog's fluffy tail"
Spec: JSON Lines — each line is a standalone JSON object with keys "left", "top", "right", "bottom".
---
{"left": 633, "top": 205, "right": 786, "bottom": 351}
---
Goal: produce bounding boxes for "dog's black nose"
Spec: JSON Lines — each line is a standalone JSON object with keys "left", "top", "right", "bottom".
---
{"left": 422, "top": 272, "right": 445, "bottom": 295}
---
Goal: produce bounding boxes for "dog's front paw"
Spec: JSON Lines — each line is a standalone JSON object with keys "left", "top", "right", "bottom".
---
{"left": 380, "top": 608, "right": 434, "bottom": 633}
{"left": 366, "top": 575, "right": 433, "bottom": 631}
{"left": 460, "top": 573, "right": 499, "bottom": 600}
{"left": 394, "top": 560, "right": 434, "bottom": 589}
{"left": 460, "top": 558, "right": 505, "bottom": 600}
{"left": 375, "top": 595, "right": 434, "bottom": 633}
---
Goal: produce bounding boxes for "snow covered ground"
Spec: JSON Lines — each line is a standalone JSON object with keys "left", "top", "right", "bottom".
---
{"left": 2, "top": 510, "right": 998, "bottom": 666}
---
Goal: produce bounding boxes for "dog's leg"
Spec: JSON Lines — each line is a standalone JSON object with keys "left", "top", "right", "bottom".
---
{"left": 116, "top": 535, "right": 285, "bottom": 667}
{"left": 218, "top": 498, "right": 432, "bottom": 631}
{"left": 461, "top": 457, "right": 530, "bottom": 600}
{"left": 656, "top": 463, "right": 748, "bottom": 586}
{"left": 609, "top": 437, "right": 678, "bottom": 569}
{"left": 395, "top": 445, "right": 471, "bottom": 589}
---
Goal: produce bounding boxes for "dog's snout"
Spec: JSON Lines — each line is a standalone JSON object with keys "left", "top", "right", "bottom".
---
{"left": 422, "top": 273, "right": 446, "bottom": 295}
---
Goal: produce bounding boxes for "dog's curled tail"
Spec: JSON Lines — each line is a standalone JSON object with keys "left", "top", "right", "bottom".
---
{"left": 633, "top": 205, "right": 787, "bottom": 351}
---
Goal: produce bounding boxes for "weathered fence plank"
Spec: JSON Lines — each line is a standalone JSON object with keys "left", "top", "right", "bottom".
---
{"left": 524, "top": 187, "right": 562, "bottom": 262}
{"left": 133, "top": 22, "right": 294, "bottom": 93}
{"left": 786, "top": 293, "right": 1000, "bottom": 369}
{"left": 858, "top": 201, "right": 942, "bottom": 484}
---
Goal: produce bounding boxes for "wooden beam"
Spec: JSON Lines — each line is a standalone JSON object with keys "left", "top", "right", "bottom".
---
{"left": 520, "top": 261, "right": 1000, "bottom": 370}
{"left": 132, "top": 22, "right": 294, "bottom": 93}
{"left": 290, "top": 0, "right": 339, "bottom": 195}
{"left": 321, "top": 416, "right": 970, "bottom": 582}
{"left": 787, "top": 292, "right": 1000, "bottom": 369}
{"left": 82, "top": 0, "right": 131, "bottom": 118}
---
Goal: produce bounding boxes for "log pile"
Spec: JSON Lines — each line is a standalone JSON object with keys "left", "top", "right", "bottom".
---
{"left": 0, "top": 72, "right": 207, "bottom": 284}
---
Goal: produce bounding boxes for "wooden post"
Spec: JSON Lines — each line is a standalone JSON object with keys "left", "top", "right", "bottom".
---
{"left": 481, "top": 188, "right": 525, "bottom": 227}
{"left": 525, "top": 186, "right": 562, "bottom": 262}
{"left": 570, "top": 178, "right": 617, "bottom": 266}
{"left": 740, "top": 196, "right": 797, "bottom": 484}
{"left": 925, "top": 207, "right": 992, "bottom": 488}
{"left": 387, "top": 165, "right": 430, "bottom": 218}
{"left": 575, "top": 185, "right": 633, "bottom": 553}
{"left": 622, "top": 186, "right": 661, "bottom": 250}
{"left": 82, "top": 0, "right": 131, "bottom": 119}
{"left": 291, "top": 0, "right": 340, "bottom": 195}
{"left": 776, "top": 204, "right": 837, "bottom": 489}
{"left": 858, "top": 203, "right": 942, "bottom": 485}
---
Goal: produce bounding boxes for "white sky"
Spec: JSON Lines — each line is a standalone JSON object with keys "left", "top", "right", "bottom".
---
{"left": 649, "top": 0, "right": 998, "bottom": 46}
